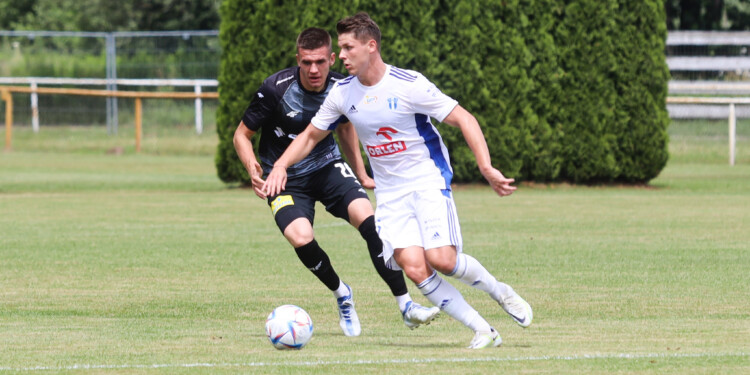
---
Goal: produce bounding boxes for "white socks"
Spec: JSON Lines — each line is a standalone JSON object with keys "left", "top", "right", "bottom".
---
{"left": 417, "top": 271, "right": 491, "bottom": 332}
{"left": 449, "top": 253, "right": 512, "bottom": 302}
{"left": 332, "top": 281, "right": 350, "bottom": 298}
{"left": 395, "top": 293, "right": 412, "bottom": 312}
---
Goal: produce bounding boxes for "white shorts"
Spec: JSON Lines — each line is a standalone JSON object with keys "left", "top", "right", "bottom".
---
{"left": 375, "top": 189, "right": 463, "bottom": 270}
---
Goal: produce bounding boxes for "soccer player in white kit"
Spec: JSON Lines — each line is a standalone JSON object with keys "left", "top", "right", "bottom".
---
{"left": 264, "top": 12, "right": 533, "bottom": 349}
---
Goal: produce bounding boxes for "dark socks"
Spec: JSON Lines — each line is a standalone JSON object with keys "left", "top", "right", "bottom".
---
{"left": 294, "top": 239, "right": 340, "bottom": 291}
{"left": 358, "top": 216, "right": 408, "bottom": 296}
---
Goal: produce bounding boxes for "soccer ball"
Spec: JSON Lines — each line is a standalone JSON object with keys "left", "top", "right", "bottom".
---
{"left": 265, "top": 304, "right": 314, "bottom": 350}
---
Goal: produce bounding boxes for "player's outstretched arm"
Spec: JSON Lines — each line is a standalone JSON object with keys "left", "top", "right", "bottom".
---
{"left": 335, "top": 121, "right": 375, "bottom": 189}
{"left": 443, "top": 105, "right": 516, "bottom": 197}
{"left": 263, "top": 124, "right": 331, "bottom": 197}
{"left": 233, "top": 122, "right": 267, "bottom": 199}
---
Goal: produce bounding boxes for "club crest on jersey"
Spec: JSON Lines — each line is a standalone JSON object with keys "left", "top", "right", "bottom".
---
{"left": 365, "top": 95, "right": 378, "bottom": 104}
{"left": 366, "top": 141, "right": 407, "bottom": 157}
{"left": 387, "top": 97, "right": 398, "bottom": 109}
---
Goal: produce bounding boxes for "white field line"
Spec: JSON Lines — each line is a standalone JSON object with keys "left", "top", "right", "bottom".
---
{"left": 0, "top": 352, "right": 747, "bottom": 372}
{"left": 313, "top": 221, "right": 350, "bottom": 228}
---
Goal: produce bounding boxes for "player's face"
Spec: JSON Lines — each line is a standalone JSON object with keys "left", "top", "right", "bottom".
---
{"left": 338, "top": 32, "right": 374, "bottom": 77}
{"left": 297, "top": 46, "right": 335, "bottom": 92}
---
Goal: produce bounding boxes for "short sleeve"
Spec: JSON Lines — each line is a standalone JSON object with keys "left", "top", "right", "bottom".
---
{"left": 241, "top": 80, "right": 276, "bottom": 131}
{"left": 410, "top": 75, "right": 458, "bottom": 123}
{"left": 311, "top": 85, "right": 346, "bottom": 131}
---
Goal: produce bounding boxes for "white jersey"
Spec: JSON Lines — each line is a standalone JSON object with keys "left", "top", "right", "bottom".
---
{"left": 311, "top": 65, "right": 458, "bottom": 202}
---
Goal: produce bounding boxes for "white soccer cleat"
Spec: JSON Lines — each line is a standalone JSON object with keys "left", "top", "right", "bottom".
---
{"left": 467, "top": 328, "right": 502, "bottom": 349}
{"left": 336, "top": 283, "right": 361, "bottom": 336}
{"left": 401, "top": 301, "right": 440, "bottom": 329}
{"left": 499, "top": 290, "right": 533, "bottom": 328}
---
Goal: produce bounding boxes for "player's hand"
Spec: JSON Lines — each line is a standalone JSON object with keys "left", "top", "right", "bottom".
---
{"left": 358, "top": 174, "right": 376, "bottom": 189}
{"left": 482, "top": 167, "right": 517, "bottom": 197}
{"left": 248, "top": 162, "right": 266, "bottom": 199}
{"left": 263, "top": 165, "right": 288, "bottom": 197}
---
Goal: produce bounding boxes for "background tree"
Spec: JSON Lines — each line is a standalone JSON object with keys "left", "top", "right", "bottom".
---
{"left": 0, "top": 0, "right": 220, "bottom": 31}
{"left": 216, "top": 0, "right": 670, "bottom": 185}
{"left": 666, "top": 0, "right": 750, "bottom": 30}
{"left": 724, "top": 0, "right": 750, "bottom": 30}
{"left": 0, "top": 0, "right": 35, "bottom": 30}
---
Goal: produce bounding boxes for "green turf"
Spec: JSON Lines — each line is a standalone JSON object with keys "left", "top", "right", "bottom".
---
{"left": 0, "top": 121, "right": 748, "bottom": 374}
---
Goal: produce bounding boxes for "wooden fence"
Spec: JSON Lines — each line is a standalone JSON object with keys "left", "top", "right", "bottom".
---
{"left": 1, "top": 85, "right": 218, "bottom": 152}
{"left": 0, "top": 86, "right": 744, "bottom": 165}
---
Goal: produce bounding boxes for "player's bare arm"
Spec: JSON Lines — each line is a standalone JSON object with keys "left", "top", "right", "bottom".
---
{"left": 233, "top": 121, "right": 267, "bottom": 199}
{"left": 263, "top": 124, "right": 332, "bottom": 196}
{"left": 335, "top": 121, "right": 375, "bottom": 189}
{"left": 443, "top": 105, "right": 516, "bottom": 197}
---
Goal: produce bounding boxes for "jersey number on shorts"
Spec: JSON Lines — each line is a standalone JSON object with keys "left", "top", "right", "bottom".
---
{"left": 334, "top": 162, "right": 358, "bottom": 184}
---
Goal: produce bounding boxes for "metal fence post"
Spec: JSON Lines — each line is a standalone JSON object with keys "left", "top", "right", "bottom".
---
{"left": 31, "top": 80, "right": 39, "bottom": 132}
{"left": 135, "top": 97, "right": 142, "bottom": 152}
{"left": 729, "top": 103, "right": 736, "bottom": 166}
{"left": 106, "top": 33, "right": 118, "bottom": 134}
{"left": 195, "top": 85, "right": 203, "bottom": 134}
{"left": 2, "top": 89, "right": 12, "bottom": 151}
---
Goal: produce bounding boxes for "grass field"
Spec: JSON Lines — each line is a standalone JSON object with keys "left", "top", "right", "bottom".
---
{"left": 1, "top": 120, "right": 749, "bottom": 374}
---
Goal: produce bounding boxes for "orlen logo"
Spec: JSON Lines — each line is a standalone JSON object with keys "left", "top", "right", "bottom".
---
{"left": 367, "top": 127, "right": 406, "bottom": 157}
{"left": 376, "top": 127, "right": 398, "bottom": 141}
{"left": 367, "top": 141, "right": 406, "bottom": 157}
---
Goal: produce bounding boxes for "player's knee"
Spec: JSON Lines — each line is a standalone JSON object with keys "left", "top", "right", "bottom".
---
{"left": 425, "top": 247, "right": 457, "bottom": 274}
{"left": 287, "top": 235, "right": 314, "bottom": 248}
{"left": 427, "top": 257, "right": 456, "bottom": 275}
{"left": 401, "top": 264, "right": 432, "bottom": 284}
{"left": 431, "top": 262, "right": 454, "bottom": 275}
{"left": 283, "top": 219, "right": 315, "bottom": 248}
{"left": 348, "top": 198, "right": 374, "bottom": 227}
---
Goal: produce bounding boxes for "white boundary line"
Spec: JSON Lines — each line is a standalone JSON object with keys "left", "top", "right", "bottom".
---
{"left": 1, "top": 352, "right": 746, "bottom": 372}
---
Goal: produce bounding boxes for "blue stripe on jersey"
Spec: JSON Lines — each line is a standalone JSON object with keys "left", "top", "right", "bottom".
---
{"left": 415, "top": 114, "right": 453, "bottom": 188}
{"left": 390, "top": 70, "right": 417, "bottom": 82}
{"left": 391, "top": 67, "right": 417, "bottom": 80}
{"left": 445, "top": 193, "right": 459, "bottom": 246}
{"left": 338, "top": 76, "right": 355, "bottom": 86}
{"left": 323, "top": 115, "right": 348, "bottom": 131}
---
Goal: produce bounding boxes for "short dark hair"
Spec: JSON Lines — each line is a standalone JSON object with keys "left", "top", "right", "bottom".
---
{"left": 296, "top": 27, "right": 332, "bottom": 52}
{"left": 336, "top": 12, "right": 381, "bottom": 50}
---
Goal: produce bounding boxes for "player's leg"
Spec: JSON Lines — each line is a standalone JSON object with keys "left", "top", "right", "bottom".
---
{"left": 394, "top": 246, "right": 500, "bottom": 349}
{"left": 345, "top": 197, "right": 409, "bottom": 298}
{"left": 377, "top": 193, "right": 496, "bottom": 347}
{"left": 418, "top": 189, "right": 533, "bottom": 328}
{"left": 269, "top": 191, "right": 360, "bottom": 336}
{"left": 350, "top": 199, "right": 440, "bottom": 328}
{"left": 448, "top": 252, "right": 532, "bottom": 328}
{"left": 426, "top": 246, "right": 512, "bottom": 306}
{"left": 281, "top": 218, "right": 339, "bottom": 290}
{"left": 272, "top": 196, "right": 339, "bottom": 290}
{"left": 320, "top": 161, "right": 439, "bottom": 329}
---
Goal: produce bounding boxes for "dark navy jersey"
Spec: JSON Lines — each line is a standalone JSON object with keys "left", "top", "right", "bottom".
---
{"left": 242, "top": 67, "right": 348, "bottom": 178}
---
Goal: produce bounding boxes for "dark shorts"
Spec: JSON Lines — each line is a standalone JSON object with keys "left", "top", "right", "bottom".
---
{"left": 266, "top": 160, "right": 370, "bottom": 233}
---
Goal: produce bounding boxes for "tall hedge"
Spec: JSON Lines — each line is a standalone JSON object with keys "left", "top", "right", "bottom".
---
{"left": 214, "top": 0, "right": 349, "bottom": 183}
{"left": 611, "top": 0, "right": 670, "bottom": 182}
{"left": 216, "top": 0, "right": 669, "bottom": 185}
{"left": 554, "top": 0, "right": 621, "bottom": 182}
